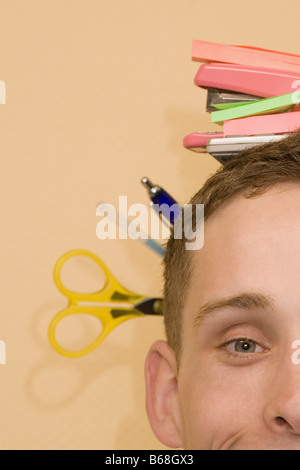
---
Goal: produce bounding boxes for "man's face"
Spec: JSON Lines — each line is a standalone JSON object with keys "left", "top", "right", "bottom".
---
{"left": 177, "top": 183, "right": 300, "bottom": 449}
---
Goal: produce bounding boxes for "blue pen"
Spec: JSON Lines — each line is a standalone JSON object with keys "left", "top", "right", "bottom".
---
{"left": 141, "top": 177, "right": 182, "bottom": 225}
{"left": 96, "top": 202, "right": 166, "bottom": 257}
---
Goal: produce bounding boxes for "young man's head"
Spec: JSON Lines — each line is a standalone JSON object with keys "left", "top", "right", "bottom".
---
{"left": 145, "top": 131, "right": 300, "bottom": 450}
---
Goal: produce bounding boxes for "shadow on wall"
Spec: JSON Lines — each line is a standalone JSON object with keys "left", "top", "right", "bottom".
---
{"left": 164, "top": 106, "right": 221, "bottom": 201}
{"left": 115, "top": 318, "right": 169, "bottom": 450}
{"left": 25, "top": 299, "right": 166, "bottom": 449}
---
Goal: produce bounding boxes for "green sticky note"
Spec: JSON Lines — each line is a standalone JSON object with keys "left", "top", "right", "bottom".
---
{"left": 212, "top": 100, "right": 258, "bottom": 110}
{"left": 211, "top": 92, "right": 299, "bottom": 123}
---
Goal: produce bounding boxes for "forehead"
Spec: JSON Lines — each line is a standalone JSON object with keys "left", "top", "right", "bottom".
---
{"left": 186, "top": 183, "right": 300, "bottom": 311}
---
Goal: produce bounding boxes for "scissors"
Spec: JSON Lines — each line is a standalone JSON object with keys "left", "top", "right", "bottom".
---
{"left": 49, "top": 249, "right": 163, "bottom": 358}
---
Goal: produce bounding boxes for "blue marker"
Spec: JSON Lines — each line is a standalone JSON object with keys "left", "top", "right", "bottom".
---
{"left": 141, "top": 177, "right": 182, "bottom": 225}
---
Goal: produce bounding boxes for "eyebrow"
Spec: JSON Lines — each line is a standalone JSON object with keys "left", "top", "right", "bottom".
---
{"left": 193, "top": 292, "right": 276, "bottom": 327}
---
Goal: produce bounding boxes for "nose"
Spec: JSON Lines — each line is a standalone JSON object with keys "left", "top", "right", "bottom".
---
{"left": 264, "top": 360, "right": 300, "bottom": 435}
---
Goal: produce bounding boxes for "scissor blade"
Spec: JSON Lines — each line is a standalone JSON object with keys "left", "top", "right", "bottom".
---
{"left": 135, "top": 298, "right": 163, "bottom": 316}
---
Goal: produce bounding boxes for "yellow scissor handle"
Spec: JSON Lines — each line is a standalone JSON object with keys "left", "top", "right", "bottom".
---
{"left": 53, "top": 249, "right": 144, "bottom": 305}
{"left": 48, "top": 305, "right": 142, "bottom": 358}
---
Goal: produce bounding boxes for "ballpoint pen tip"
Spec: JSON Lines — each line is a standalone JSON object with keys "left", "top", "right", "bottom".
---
{"left": 141, "top": 177, "right": 154, "bottom": 190}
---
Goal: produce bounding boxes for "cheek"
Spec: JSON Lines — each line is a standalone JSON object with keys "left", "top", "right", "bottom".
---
{"left": 178, "top": 361, "right": 267, "bottom": 449}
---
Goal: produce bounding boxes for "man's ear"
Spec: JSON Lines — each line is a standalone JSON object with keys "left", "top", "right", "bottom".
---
{"left": 145, "top": 340, "right": 183, "bottom": 449}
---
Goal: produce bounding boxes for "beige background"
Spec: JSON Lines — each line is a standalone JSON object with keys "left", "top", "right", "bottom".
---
{"left": 1, "top": 0, "right": 300, "bottom": 450}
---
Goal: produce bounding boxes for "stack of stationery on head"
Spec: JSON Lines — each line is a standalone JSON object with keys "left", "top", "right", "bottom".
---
{"left": 183, "top": 40, "right": 300, "bottom": 164}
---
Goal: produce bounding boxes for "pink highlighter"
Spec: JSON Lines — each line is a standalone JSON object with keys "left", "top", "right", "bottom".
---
{"left": 183, "top": 132, "right": 223, "bottom": 152}
{"left": 183, "top": 112, "right": 300, "bottom": 152}
{"left": 194, "top": 63, "right": 300, "bottom": 98}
